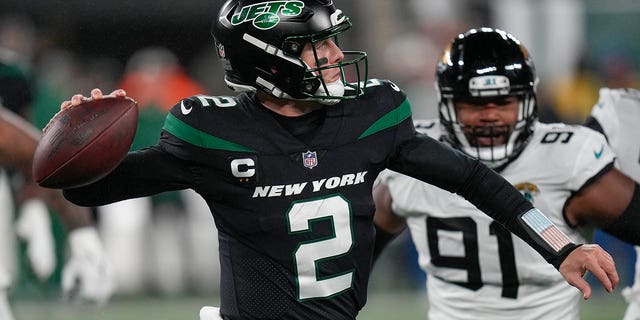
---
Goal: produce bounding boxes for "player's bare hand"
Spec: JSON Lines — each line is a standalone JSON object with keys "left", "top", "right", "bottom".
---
{"left": 46, "top": 89, "right": 127, "bottom": 133}
{"left": 559, "top": 244, "right": 618, "bottom": 300}
{"left": 60, "top": 88, "right": 127, "bottom": 111}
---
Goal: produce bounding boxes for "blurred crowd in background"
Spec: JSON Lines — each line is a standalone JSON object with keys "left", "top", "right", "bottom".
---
{"left": 0, "top": 0, "right": 638, "bottom": 301}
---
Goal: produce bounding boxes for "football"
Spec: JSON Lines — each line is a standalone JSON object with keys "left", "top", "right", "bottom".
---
{"left": 32, "top": 96, "right": 138, "bottom": 189}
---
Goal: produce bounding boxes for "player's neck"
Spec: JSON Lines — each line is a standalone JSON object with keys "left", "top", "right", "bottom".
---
{"left": 256, "top": 91, "right": 323, "bottom": 117}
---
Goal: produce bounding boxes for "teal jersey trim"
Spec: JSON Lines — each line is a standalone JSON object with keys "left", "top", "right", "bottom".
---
{"left": 163, "top": 113, "right": 256, "bottom": 153}
{"left": 358, "top": 99, "right": 412, "bottom": 139}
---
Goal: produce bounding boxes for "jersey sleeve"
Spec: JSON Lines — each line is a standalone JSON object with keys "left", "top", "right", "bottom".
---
{"left": 388, "top": 129, "right": 580, "bottom": 269}
{"left": 376, "top": 118, "right": 442, "bottom": 218}
{"left": 360, "top": 79, "right": 418, "bottom": 152}
{"left": 387, "top": 133, "right": 531, "bottom": 235}
{"left": 568, "top": 127, "right": 615, "bottom": 191}
{"left": 160, "top": 96, "right": 210, "bottom": 162}
{"left": 63, "top": 146, "right": 195, "bottom": 206}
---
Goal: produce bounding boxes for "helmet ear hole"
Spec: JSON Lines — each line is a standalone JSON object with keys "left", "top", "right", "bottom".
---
{"left": 302, "top": 80, "right": 320, "bottom": 95}
{"left": 283, "top": 40, "right": 304, "bottom": 56}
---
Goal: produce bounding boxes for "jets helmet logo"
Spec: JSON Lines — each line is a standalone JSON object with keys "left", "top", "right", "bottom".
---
{"left": 230, "top": 1, "right": 305, "bottom": 30}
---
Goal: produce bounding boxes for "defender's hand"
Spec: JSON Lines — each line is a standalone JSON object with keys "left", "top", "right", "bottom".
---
{"left": 559, "top": 244, "right": 618, "bottom": 300}
{"left": 62, "top": 227, "right": 114, "bottom": 305}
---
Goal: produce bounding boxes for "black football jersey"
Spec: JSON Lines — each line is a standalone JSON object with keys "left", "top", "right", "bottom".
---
{"left": 64, "top": 79, "right": 536, "bottom": 319}
{"left": 164, "top": 79, "right": 410, "bottom": 319}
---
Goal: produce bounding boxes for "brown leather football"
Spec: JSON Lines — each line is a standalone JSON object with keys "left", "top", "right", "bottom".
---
{"left": 33, "top": 96, "right": 138, "bottom": 189}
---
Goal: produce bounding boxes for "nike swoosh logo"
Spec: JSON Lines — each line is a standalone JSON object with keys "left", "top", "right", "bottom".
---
{"left": 594, "top": 145, "right": 604, "bottom": 159}
{"left": 181, "top": 100, "right": 192, "bottom": 115}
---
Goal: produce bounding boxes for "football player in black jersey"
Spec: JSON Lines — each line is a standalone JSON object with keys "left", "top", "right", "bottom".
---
{"left": 54, "top": 1, "right": 617, "bottom": 319}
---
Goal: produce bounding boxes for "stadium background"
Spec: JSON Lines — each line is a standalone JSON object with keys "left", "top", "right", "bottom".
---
{"left": 0, "top": 0, "right": 639, "bottom": 319}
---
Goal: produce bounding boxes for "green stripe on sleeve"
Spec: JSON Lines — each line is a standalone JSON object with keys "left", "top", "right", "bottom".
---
{"left": 358, "top": 99, "right": 412, "bottom": 139}
{"left": 163, "top": 113, "right": 256, "bottom": 152}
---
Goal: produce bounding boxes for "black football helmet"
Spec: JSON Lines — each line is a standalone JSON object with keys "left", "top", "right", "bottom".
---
{"left": 212, "top": 0, "right": 368, "bottom": 104}
{"left": 436, "top": 27, "right": 538, "bottom": 169}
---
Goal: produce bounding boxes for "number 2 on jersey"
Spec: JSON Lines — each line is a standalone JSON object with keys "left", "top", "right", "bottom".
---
{"left": 287, "top": 195, "right": 354, "bottom": 300}
{"left": 427, "top": 217, "right": 519, "bottom": 298}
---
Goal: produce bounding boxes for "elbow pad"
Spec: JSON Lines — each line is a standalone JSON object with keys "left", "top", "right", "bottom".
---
{"left": 602, "top": 183, "right": 640, "bottom": 245}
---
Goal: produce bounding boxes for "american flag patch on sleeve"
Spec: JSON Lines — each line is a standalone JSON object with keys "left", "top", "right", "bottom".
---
{"left": 521, "top": 208, "right": 572, "bottom": 252}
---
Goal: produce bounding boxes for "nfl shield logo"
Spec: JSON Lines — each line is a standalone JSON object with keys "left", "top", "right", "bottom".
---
{"left": 302, "top": 151, "right": 318, "bottom": 169}
{"left": 217, "top": 43, "right": 226, "bottom": 58}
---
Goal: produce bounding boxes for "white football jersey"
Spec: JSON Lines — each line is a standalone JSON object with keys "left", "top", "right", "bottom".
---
{"left": 590, "top": 88, "right": 640, "bottom": 181}
{"left": 378, "top": 119, "right": 615, "bottom": 320}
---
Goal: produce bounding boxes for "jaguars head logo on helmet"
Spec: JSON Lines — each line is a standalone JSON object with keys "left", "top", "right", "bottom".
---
{"left": 211, "top": 0, "right": 368, "bottom": 105}
{"left": 436, "top": 27, "right": 539, "bottom": 169}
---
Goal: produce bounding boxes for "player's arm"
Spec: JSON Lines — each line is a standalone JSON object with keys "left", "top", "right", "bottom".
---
{"left": 0, "top": 105, "right": 40, "bottom": 174}
{"left": 565, "top": 166, "right": 640, "bottom": 245}
{"left": 372, "top": 182, "right": 406, "bottom": 262}
{"left": 389, "top": 133, "right": 618, "bottom": 299}
{"left": 582, "top": 108, "right": 640, "bottom": 245}
{"left": 60, "top": 88, "right": 195, "bottom": 206}
{"left": 63, "top": 145, "right": 195, "bottom": 206}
